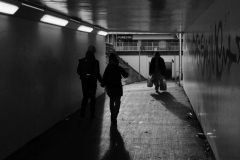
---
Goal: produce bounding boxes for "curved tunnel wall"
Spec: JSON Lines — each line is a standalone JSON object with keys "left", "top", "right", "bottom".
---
{"left": 0, "top": 14, "right": 105, "bottom": 159}
{"left": 183, "top": 0, "right": 240, "bottom": 159}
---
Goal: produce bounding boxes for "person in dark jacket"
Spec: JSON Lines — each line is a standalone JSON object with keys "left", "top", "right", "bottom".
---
{"left": 79, "top": 45, "right": 103, "bottom": 119}
{"left": 149, "top": 52, "right": 166, "bottom": 92}
{"left": 101, "top": 53, "right": 128, "bottom": 125}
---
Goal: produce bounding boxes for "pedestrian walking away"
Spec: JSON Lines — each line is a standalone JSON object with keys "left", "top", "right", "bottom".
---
{"left": 77, "top": 45, "right": 103, "bottom": 119}
{"left": 101, "top": 53, "right": 128, "bottom": 125}
{"left": 149, "top": 52, "right": 166, "bottom": 92}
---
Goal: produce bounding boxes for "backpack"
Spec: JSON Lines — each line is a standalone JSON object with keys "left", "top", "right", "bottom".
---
{"left": 77, "top": 58, "right": 97, "bottom": 79}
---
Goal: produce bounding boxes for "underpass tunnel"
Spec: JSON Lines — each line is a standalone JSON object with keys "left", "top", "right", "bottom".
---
{"left": 1, "top": 0, "right": 240, "bottom": 160}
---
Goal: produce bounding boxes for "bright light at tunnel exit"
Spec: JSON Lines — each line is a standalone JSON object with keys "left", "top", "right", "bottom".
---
{"left": 41, "top": 15, "right": 68, "bottom": 27}
{"left": 0, "top": 1, "right": 19, "bottom": 15}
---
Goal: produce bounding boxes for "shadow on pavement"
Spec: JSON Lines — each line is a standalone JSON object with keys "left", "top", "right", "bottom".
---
{"left": 151, "top": 92, "right": 192, "bottom": 118}
{"left": 5, "top": 94, "right": 107, "bottom": 160}
{"left": 101, "top": 124, "right": 131, "bottom": 160}
{"left": 150, "top": 91, "right": 201, "bottom": 131}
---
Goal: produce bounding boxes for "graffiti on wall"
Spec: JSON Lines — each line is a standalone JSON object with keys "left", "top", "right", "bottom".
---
{"left": 185, "top": 20, "right": 240, "bottom": 80}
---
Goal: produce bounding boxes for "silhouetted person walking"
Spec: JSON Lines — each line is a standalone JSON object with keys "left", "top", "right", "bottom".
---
{"left": 101, "top": 53, "right": 128, "bottom": 124}
{"left": 149, "top": 52, "right": 166, "bottom": 92}
{"left": 77, "top": 45, "right": 103, "bottom": 119}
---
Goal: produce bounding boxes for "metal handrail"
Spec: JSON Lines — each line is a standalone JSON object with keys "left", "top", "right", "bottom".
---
{"left": 118, "top": 57, "right": 146, "bottom": 82}
{"left": 105, "top": 53, "right": 146, "bottom": 84}
{"left": 114, "top": 42, "right": 179, "bottom": 51}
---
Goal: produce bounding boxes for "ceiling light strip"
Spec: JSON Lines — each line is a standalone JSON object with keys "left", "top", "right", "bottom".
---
{"left": 98, "top": 31, "right": 108, "bottom": 36}
{"left": 22, "top": 3, "right": 44, "bottom": 11}
{"left": 0, "top": 1, "right": 19, "bottom": 15}
{"left": 78, "top": 25, "right": 93, "bottom": 33}
{"left": 41, "top": 15, "right": 68, "bottom": 26}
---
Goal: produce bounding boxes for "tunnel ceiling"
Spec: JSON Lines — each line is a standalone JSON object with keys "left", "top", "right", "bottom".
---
{"left": 20, "top": 0, "right": 214, "bottom": 34}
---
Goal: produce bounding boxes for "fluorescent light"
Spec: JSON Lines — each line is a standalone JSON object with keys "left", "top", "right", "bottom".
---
{"left": 22, "top": 3, "right": 44, "bottom": 11}
{"left": 70, "top": 19, "right": 81, "bottom": 24}
{"left": 98, "top": 31, "right": 108, "bottom": 36}
{"left": 78, "top": 25, "right": 93, "bottom": 33}
{"left": 41, "top": 15, "right": 68, "bottom": 26}
{"left": 0, "top": 1, "right": 19, "bottom": 15}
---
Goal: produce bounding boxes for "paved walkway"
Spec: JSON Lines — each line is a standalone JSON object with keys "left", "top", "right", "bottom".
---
{"left": 6, "top": 81, "right": 215, "bottom": 160}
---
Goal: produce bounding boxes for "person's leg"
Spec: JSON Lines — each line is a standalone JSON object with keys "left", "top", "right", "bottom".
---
{"left": 152, "top": 73, "right": 159, "bottom": 92}
{"left": 89, "top": 83, "right": 97, "bottom": 118}
{"left": 111, "top": 97, "right": 121, "bottom": 124}
{"left": 80, "top": 81, "right": 90, "bottom": 117}
{"left": 155, "top": 73, "right": 163, "bottom": 92}
{"left": 110, "top": 97, "right": 117, "bottom": 124}
{"left": 114, "top": 97, "right": 121, "bottom": 117}
{"left": 109, "top": 97, "right": 114, "bottom": 113}
{"left": 159, "top": 74, "right": 164, "bottom": 90}
{"left": 154, "top": 80, "right": 159, "bottom": 91}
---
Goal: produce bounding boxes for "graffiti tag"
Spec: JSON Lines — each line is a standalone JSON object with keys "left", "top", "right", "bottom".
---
{"left": 186, "top": 21, "right": 240, "bottom": 80}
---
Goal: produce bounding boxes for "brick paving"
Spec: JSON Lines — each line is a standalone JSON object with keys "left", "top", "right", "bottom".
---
{"left": 6, "top": 81, "right": 215, "bottom": 160}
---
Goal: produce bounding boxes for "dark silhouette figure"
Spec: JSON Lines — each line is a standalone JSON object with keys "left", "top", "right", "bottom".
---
{"left": 101, "top": 125, "right": 131, "bottom": 160}
{"left": 101, "top": 53, "right": 128, "bottom": 124}
{"left": 149, "top": 52, "right": 166, "bottom": 92}
{"left": 78, "top": 45, "right": 103, "bottom": 119}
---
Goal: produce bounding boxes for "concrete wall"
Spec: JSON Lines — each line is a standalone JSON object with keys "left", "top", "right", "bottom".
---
{"left": 0, "top": 14, "right": 105, "bottom": 159}
{"left": 120, "top": 55, "right": 179, "bottom": 79}
{"left": 183, "top": 0, "right": 240, "bottom": 159}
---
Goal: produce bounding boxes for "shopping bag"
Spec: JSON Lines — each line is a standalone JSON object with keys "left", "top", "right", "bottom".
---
{"left": 160, "top": 78, "right": 167, "bottom": 90}
{"left": 147, "top": 76, "right": 153, "bottom": 87}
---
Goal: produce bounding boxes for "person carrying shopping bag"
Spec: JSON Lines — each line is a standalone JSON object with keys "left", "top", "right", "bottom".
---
{"left": 149, "top": 52, "right": 166, "bottom": 92}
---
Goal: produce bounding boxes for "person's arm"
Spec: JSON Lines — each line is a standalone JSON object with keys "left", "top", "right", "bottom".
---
{"left": 94, "top": 61, "right": 102, "bottom": 84}
{"left": 101, "top": 66, "right": 108, "bottom": 87}
{"left": 97, "top": 72, "right": 103, "bottom": 84}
